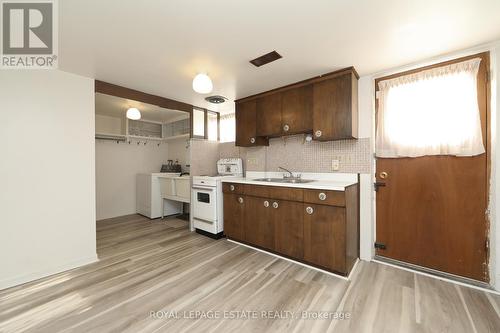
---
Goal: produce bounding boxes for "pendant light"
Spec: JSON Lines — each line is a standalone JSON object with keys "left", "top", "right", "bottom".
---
{"left": 192, "top": 73, "right": 213, "bottom": 94}
{"left": 126, "top": 107, "right": 141, "bottom": 120}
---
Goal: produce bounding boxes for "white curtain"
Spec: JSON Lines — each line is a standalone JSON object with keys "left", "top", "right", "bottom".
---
{"left": 219, "top": 113, "right": 235, "bottom": 142}
{"left": 376, "top": 58, "right": 484, "bottom": 158}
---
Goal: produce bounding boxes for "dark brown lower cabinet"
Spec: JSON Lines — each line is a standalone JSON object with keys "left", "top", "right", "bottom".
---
{"left": 303, "top": 204, "right": 346, "bottom": 273}
{"left": 274, "top": 200, "right": 304, "bottom": 259}
{"left": 223, "top": 183, "right": 359, "bottom": 276}
{"left": 223, "top": 193, "right": 245, "bottom": 241}
{"left": 243, "top": 196, "right": 275, "bottom": 250}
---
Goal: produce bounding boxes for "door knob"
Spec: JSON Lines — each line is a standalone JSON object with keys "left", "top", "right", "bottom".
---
{"left": 272, "top": 202, "right": 279, "bottom": 209}
{"left": 283, "top": 124, "right": 290, "bottom": 132}
{"left": 380, "top": 171, "right": 388, "bottom": 179}
{"left": 263, "top": 200, "right": 269, "bottom": 207}
{"left": 318, "top": 193, "right": 327, "bottom": 201}
{"left": 230, "top": 185, "right": 235, "bottom": 191}
{"left": 315, "top": 130, "right": 322, "bottom": 137}
{"left": 250, "top": 137, "right": 256, "bottom": 144}
{"left": 306, "top": 206, "right": 314, "bottom": 214}
{"left": 238, "top": 197, "right": 244, "bottom": 204}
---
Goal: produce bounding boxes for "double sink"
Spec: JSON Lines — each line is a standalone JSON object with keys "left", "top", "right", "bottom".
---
{"left": 252, "top": 178, "right": 315, "bottom": 184}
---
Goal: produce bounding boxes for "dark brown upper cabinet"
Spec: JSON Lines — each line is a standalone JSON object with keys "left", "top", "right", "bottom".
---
{"left": 256, "top": 93, "right": 282, "bottom": 137}
{"left": 235, "top": 99, "right": 269, "bottom": 147}
{"left": 312, "top": 70, "right": 358, "bottom": 141}
{"left": 281, "top": 85, "right": 313, "bottom": 135}
{"left": 235, "top": 67, "right": 358, "bottom": 146}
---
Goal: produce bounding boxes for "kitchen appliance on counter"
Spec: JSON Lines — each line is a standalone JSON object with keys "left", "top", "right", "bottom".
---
{"left": 161, "top": 160, "right": 182, "bottom": 173}
{"left": 192, "top": 158, "right": 243, "bottom": 238}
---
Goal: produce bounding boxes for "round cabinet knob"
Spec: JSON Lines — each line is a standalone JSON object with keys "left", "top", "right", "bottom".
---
{"left": 230, "top": 185, "right": 235, "bottom": 191}
{"left": 306, "top": 206, "right": 314, "bottom": 215}
{"left": 238, "top": 197, "right": 244, "bottom": 204}
{"left": 272, "top": 202, "right": 279, "bottom": 209}
{"left": 250, "top": 137, "right": 256, "bottom": 144}
{"left": 318, "top": 192, "right": 327, "bottom": 201}
{"left": 263, "top": 200, "right": 269, "bottom": 208}
{"left": 283, "top": 124, "right": 290, "bottom": 132}
{"left": 315, "top": 130, "right": 322, "bottom": 138}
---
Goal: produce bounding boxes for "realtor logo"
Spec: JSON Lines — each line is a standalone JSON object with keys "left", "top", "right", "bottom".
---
{"left": 1, "top": 0, "right": 58, "bottom": 68}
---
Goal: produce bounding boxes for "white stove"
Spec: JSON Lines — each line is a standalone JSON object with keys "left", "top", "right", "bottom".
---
{"left": 192, "top": 158, "right": 243, "bottom": 238}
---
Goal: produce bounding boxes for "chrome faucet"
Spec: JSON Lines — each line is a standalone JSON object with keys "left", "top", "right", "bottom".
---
{"left": 278, "top": 166, "right": 300, "bottom": 179}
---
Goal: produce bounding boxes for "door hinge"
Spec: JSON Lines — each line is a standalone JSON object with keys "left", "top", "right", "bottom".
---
{"left": 374, "top": 182, "right": 386, "bottom": 192}
{"left": 374, "top": 242, "right": 386, "bottom": 250}
{"left": 485, "top": 238, "right": 490, "bottom": 251}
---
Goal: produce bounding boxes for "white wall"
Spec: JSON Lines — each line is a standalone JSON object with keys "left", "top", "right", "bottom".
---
{"left": 167, "top": 138, "right": 190, "bottom": 171}
{"left": 357, "top": 40, "right": 500, "bottom": 289}
{"left": 95, "top": 140, "right": 170, "bottom": 220}
{"left": 491, "top": 44, "right": 500, "bottom": 289}
{"left": 95, "top": 114, "right": 124, "bottom": 135}
{"left": 0, "top": 70, "right": 97, "bottom": 290}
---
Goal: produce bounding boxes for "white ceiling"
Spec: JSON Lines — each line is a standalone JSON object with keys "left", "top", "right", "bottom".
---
{"left": 95, "top": 93, "right": 188, "bottom": 123}
{"left": 60, "top": 0, "right": 500, "bottom": 113}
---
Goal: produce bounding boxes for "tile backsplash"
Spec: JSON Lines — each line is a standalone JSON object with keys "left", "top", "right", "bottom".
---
{"left": 219, "top": 134, "right": 371, "bottom": 174}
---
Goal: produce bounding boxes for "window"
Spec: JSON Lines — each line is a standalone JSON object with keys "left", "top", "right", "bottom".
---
{"left": 207, "top": 111, "right": 218, "bottom": 141}
{"left": 192, "top": 108, "right": 205, "bottom": 137}
{"left": 219, "top": 113, "right": 235, "bottom": 142}
{"left": 376, "top": 58, "right": 485, "bottom": 158}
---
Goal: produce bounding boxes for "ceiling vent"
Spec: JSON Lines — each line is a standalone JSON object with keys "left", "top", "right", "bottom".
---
{"left": 250, "top": 51, "right": 282, "bottom": 67}
{"left": 205, "top": 95, "right": 227, "bottom": 104}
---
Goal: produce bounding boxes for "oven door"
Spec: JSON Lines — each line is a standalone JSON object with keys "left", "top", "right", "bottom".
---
{"left": 192, "top": 185, "right": 217, "bottom": 223}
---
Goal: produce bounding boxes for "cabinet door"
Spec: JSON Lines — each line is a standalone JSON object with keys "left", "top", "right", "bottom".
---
{"left": 243, "top": 196, "right": 274, "bottom": 250}
{"left": 273, "top": 200, "right": 304, "bottom": 259}
{"left": 235, "top": 100, "right": 268, "bottom": 147}
{"left": 281, "top": 85, "right": 313, "bottom": 135}
{"left": 256, "top": 93, "right": 282, "bottom": 137}
{"left": 223, "top": 193, "right": 245, "bottom": 241}
{"left": 312, "top": 73, "right": 357, "bottom": 141}
{"left": 303, "top": 204, "right": 346, "bottom": 273}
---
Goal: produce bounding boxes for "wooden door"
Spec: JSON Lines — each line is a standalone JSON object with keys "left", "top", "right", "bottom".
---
{"left": 375, "top": 52, "right": 490, "bottom": 282}
{"left": 256, "top": 93, "right": 282, "bottom": 137}
{"left": 223, "top": 193, "right": 244, "bottom": 241}
{"left": 235, "top": 100, "right": 268, "bottom": 147}
{"left": 243, "top": 196, "right": 274, "bottom": 250}
{"left": 303, "top": 204, "right": 346, "bottom": 273}
{"left": 312, "top": 72, "right": 358, "bottom": 141}
{"left": 281, "top": 85, "right": 313, "bottom": 135}
{"left": 273, "top": 200, "right": 304, "bottom": 259}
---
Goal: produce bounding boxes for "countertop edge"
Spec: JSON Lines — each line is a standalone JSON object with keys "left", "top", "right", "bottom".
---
{"left": 221, "top": 178, "right": 358, "bottom": 191}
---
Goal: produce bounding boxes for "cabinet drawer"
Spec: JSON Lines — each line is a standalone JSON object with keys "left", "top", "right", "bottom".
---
{"left": 303, "top": 189, "right": 345, "bottom": 206}
{"left": 222, "top": 182, "right": 245, "bottom": 194}
{"left": 245, "top": 184, "right": 303, "bottom": 201}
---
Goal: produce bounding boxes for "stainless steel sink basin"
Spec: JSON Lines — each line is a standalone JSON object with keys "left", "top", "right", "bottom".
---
{"left": 252, "top": 178, "right": 315, "bottom": 184}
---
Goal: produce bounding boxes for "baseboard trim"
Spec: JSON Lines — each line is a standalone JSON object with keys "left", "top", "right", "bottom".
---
{"left": 227, "top": 239, "right": 356, "bottom": 281}
{"left": 0, "top": 254, "right": 99, "bottom": 291}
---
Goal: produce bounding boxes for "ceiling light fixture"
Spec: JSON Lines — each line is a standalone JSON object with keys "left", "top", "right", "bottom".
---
{"left": 192, "top": 73, "right": 213, "bottom": 94}
{"left": 205, "top": 95, "right": 227, "bottom": 104}
{"left": 126, "top": 107, "right": 141, "bottom": 120}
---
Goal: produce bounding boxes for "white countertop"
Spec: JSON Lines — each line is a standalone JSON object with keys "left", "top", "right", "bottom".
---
{"left": 221, "top": 172, "right": 358, "bottom": 191}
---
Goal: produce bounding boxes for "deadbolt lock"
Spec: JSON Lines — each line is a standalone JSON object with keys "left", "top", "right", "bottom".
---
{"left": 380, "top": 171, "right": 388, "bottom": 179}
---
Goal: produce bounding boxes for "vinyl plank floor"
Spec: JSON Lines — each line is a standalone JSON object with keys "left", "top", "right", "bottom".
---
{"left": 1, "top": 214, "right": 500, "bottom": 333}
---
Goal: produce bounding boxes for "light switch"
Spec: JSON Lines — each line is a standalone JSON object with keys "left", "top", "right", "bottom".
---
{"left": 332, "top": 159, "right": 340, "bottom": 171}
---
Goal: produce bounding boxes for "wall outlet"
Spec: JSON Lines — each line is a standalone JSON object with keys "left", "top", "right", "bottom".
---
{"left": 332, "top": 159, "right": 340, "bottom": 171}
{"left": 247, "top": 158, "right": 258, "bottom": 166}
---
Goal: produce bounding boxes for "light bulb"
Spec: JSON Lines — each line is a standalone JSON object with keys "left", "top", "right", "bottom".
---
{"left": 126, "top": 107, "right": 141, "bottom": 120}
{"left": 192, "top": 73, "right": 213, "bottom": 94}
